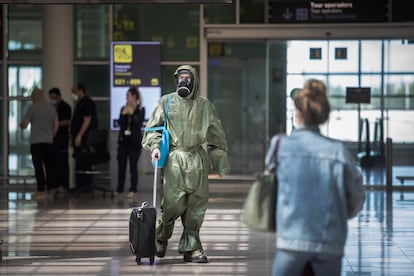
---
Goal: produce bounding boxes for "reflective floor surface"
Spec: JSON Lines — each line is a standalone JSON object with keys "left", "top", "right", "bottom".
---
{"left": 1, "top": 170, "right": 414, "bottom": 276}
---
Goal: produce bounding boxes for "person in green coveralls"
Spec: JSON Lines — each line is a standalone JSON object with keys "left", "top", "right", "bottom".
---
{"left": 142, "top": 65, "right": 230, "bottom": 263}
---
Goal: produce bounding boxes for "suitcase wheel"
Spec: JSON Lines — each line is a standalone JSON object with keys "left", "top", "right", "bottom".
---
{"left": 136, "top": 256, "right": 141, "bottom": 265}
{"left": 150, "top": 256, "right": 154, "bottom": 265}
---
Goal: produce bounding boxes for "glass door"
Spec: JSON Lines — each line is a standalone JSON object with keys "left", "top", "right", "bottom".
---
{"left": 207, "top": 41, "right": 269, "bottom": 174}
{"left": 8, "top": 66, "right": 42, "bottom": 178}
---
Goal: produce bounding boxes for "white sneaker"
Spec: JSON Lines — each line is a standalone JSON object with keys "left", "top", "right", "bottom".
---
{"left": 127, "top": 192, "right": 136, "bottom": 199}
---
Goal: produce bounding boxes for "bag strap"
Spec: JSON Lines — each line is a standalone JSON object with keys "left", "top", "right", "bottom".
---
{"left": 145, "top": 95, "right": 170, "bottom": 132}
{"left": 163, "top": 95, "right": 170, "bottom": 128}
{"left": 265, "top": 135, "right": 283, "bottom": 172}
{"left": 273, "top": 135, "right": 282, "bottom": 163}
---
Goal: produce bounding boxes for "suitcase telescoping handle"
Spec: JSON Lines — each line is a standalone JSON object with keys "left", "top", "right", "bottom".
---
{"left": 153, "top": 159, "right": 158, "bottom": 208}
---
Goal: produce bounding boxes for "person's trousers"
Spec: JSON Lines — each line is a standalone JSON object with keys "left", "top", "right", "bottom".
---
{"left": 55, "top": 146, "right": 69, "bottom": 191}
{"left": 117, "top": 145, "right": 141, "bottom": 193}
{"left": 272, "top": 249, "right": 342, "bottom": 276}
{"left": 156, "top": 148, "right": 209, "bottom": 254}
{"left": 156, "top": 190, "right": 208, "bottom": 254}
{"left": 30, "top": 143, "right": 56, "bottom": 192}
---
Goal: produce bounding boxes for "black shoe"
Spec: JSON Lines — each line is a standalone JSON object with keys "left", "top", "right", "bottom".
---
{"left": 183, "top": 250, "right": 208, "bottom": 263}
{"left": 156, "top": 240, "right": 168, "bottom": 258}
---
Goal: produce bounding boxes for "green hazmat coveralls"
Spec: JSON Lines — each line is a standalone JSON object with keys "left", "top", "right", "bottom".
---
{"left": 142, "top": 65, "right": 230, "bottom": 254}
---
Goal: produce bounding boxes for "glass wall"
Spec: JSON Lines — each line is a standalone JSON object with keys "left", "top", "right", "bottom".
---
{"left": 204, "top": 0, "right": 266, "bottom": 24}
{"left": 6, "top": 4, "right": 44, "bottom": 179}
{"left": 286, "top": 39, "right": 414, "bottom": 144}
{"left": 8, "top": 66, "right": 42, "bottom": 96}
{"left": 7, "top": 66, "right": 42, "bottom": 176}
{"left": 73, "top": 5, "right": 110, "bottom": 129}
{"left": 113, "top": 4, "right": 200, "bottom": 62}
{"left": 8, "top": 100, "right": 32, "bottom": 176}
{"left": 207, "top": 38, "right": 414, "bottom": 173}
{"left": 7, "top": 5, "right": 43, "bottom": 61}
{"left": 208, "top": 42, "right": 268, "bottom": 174}
{"left": 74, "top": 5, "right": 109, "bottom": 60}
{"left": 204, "top": 3, "right": 235, "bottom": 24}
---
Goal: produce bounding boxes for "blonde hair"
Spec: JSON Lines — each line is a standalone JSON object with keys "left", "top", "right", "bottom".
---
{"left": 294, "top": 79, "right": 330, "bottom": 126}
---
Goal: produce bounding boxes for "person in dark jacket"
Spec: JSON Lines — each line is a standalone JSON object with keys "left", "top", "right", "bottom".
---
{"left": 49, "top": 87, "right": 72, "bottom": 194}
{"left": 70, "top": 83, "right": 98, "bottom": 193}
{"left": 116, "top": 86, "right": 145, "bottom": 199}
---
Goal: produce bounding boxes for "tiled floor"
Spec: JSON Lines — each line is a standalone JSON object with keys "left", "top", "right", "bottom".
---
{"left": 1, "top": 168, "right": 414, "bottom": 276}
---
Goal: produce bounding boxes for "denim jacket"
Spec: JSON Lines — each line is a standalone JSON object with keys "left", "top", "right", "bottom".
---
{"left": 266, "top": 126, "right": 365, "bottom": 256}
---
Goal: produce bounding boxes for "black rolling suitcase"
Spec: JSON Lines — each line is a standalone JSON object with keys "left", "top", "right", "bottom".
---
{"left": 129, "top": 161, "right": 158, "bottom": 265}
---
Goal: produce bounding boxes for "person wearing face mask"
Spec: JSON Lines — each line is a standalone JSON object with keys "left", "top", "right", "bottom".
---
{"left": 116, "top": 86, "right": 145, "bottom": 200}
{"left": 142, "top": 65, "right": 230, "bottom": 263}
{"left": 70, "top": 83, "right": 98, "bottom": 194}
{"left": 48, "top": 87, "right": 72, "bottom": 196}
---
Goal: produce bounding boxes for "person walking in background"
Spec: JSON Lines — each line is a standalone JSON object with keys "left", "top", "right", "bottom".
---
{"left": 116, "top": 86, "right": 145, "bottom": 200}
{"left": 70, "top": 83, "right": 98, "bottom": 193}
{"left": 268, "top": 79, "right": 366, "bottom": 276}
{"left": 142, "top": 65, "right": 230, "bottom": 263}
{"left": 20, "top": 88, "right": 58, "bottom": 197}
{"left": 48, "top": 87, "right": 72, "bottom": 196}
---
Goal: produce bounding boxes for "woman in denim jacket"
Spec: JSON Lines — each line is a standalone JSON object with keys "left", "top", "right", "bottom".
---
{"left": 267, "top": 79, "right": 366, "bottom": 276}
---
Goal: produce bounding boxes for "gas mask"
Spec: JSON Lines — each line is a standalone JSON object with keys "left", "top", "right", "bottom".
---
{"left": 177, "top": 77, "right": 193, "bottom": 98}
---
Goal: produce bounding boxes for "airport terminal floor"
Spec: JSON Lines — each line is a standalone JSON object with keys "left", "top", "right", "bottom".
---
{"left": 1, "top": 167, "right": 414, "bottom": 276}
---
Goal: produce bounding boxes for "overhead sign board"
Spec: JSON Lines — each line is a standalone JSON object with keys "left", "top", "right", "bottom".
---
{"left": 110, "top": 41, "right": 161, "bottom": 130}
{"left": 269, "top": 0, "right": 387, "bottom": 23}
{"left": 346, "top": 87, "right": 371, "bottom": 104}
{"left": 0, "top": 0, "right": 232, "bottom": 3}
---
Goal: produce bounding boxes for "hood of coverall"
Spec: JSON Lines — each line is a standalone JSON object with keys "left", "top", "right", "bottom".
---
{"left": 173, "top": 65, "right": 200, "bottom": 100}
